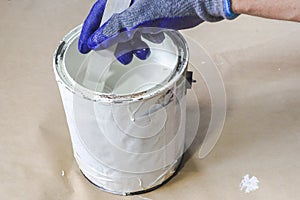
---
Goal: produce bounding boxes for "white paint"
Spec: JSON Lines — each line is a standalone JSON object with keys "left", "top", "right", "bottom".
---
{"left": 61, "top": 170, "right": 65, "bottom": 177}
{"left": 79, "top": 50, "right": 177, "bottom": 94}
{"left": 240, "top": 174, "right": 259, "bottom": 193}
{"left": 132, "top": 196, "right": 152, "bottom": 200}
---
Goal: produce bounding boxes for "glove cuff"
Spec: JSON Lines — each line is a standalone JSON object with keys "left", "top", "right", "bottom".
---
{"left": 191, "top": 0, "right": 239, "bottom": 22}
{"left": 223, "top": 0, "right": 239, "bottom": 19}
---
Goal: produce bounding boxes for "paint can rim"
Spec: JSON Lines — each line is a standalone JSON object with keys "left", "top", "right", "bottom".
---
{"left": 53, "top": 25, "right": 189, "bottom": 103}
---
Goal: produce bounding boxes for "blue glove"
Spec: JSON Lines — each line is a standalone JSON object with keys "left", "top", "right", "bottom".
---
{"left": 79, "top": 0, "right": 238, "bottom": 64}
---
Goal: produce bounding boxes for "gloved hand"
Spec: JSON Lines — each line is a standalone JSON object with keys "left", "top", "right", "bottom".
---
{"left": 79, "top": 0, "right": 238, "bottom": 64}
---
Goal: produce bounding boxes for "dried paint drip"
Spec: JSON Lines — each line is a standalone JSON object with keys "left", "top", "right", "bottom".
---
{"left": 240, "top": 174, "right": 259, "bottom": 193}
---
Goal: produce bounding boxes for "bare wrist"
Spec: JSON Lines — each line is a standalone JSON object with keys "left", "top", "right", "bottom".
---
{"left": 231, "top": 0, "right": 243, "bottom": 14}
{"left": 230, "top": 0, "right": 300, "bottom": 21}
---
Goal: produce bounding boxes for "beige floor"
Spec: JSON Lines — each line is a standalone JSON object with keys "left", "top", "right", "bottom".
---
{"left": 1, "top": 1, "right": 300, "bottom": 199}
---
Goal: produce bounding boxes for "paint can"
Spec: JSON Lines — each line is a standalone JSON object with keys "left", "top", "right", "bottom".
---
{"left": 53, "top": 25, "right": 190, "bottom": 195}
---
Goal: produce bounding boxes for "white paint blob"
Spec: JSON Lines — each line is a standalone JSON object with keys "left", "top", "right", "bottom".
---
{"left": 135, "top": 196, "right": 152, "bottom": 200}
{"left": 240, "top": 174, "right": 259, "bottom": 193}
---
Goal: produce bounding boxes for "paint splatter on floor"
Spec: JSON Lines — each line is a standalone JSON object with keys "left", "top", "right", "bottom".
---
{"left": 128, "top": 196, "right": 152, "bottom": 200}
{"left": 240, "top": 174, "right": 259, "bottom": 193}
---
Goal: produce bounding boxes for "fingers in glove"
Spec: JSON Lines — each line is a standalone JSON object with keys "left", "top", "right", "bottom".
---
{"left": 130, "top": 33, "right": 151, "bottom": 60}
{"left": 114, "top": 42, "right": 134, "bottom": 65}
{"left": 114, "top": 32, "right": 151, "bottom": 65}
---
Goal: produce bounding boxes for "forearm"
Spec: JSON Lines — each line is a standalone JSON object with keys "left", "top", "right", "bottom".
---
{"left": 231, "top": 0, "right": 300, "bottom": 22}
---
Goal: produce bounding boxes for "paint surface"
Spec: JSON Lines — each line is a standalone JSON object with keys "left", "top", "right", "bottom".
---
{"left": 75, "top": 48, "right": 178, "bottom": 94}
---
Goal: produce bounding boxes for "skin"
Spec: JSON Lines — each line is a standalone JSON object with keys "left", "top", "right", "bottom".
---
{"left": 231, "top": 0, "right": 300, "bottom": 21}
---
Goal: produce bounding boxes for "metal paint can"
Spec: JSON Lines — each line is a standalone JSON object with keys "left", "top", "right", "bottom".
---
{"left": 53, "top": 25, "right": 189, "bottom": 195}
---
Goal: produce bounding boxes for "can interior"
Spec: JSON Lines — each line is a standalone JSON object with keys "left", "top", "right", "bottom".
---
{"left": 55, "top": 26, "right": 188, "bottom": 101}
